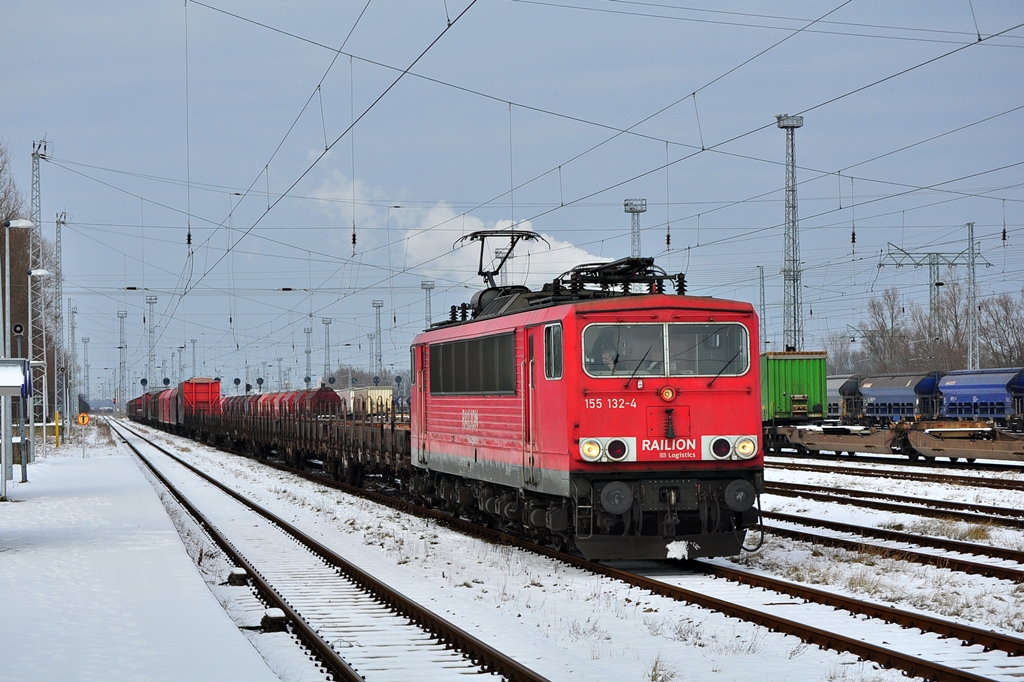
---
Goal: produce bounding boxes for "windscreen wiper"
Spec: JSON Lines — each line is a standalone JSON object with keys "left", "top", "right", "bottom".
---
{"left": 706, "top": 350, "right": 742, "bottom": 388}
{"left": 624, "top": 346, "right": 652, "bottom": 388}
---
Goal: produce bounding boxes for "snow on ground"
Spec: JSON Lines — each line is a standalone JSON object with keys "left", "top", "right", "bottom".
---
{"left": 0, "top": 426, "right": 283, "bottom": 682}
{"left": 14, "top": 423, "right": 1017, "bottom": 681}
{"left": 752, "top": 459, "right": 1024, "bottom": 636}
{"left": 122, "top": 422, "right": 912, "bottom": 682}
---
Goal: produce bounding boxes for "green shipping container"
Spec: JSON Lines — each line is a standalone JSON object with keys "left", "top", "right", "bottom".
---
{"left": 761, "top": 351, "right": 827, "bottom": 423}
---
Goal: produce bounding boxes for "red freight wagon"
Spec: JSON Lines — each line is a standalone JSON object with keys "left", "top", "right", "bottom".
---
{"left": 158, "top": 388, "right": 178, "bottom": 426}
{"left": 178, "top": 378, "right": 222, "bottom": 419}
{"left": 411, "top": 249, "right": 763, "bottom": 560}
{"left": 298, "top": 387, "right": 342, "bottom": 417}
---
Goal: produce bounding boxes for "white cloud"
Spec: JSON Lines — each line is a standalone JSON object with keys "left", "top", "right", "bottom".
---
{"left": 399, "top": 209, "right": 609, "bottom": 290}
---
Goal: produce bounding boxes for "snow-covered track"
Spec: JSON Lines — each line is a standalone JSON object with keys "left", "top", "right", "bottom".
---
{"left": 116, "top": 420, "right": 1022, "bottom": 681}
{"left": 110, "top": 420, "right": 549, "bottom": 682}
{"left": 767, "top": 451, "right": 1024, "bottom": 474}
{"left": 768, "top": 460, "right": 1024, "bottom": 491}
{"left": 694, "top": 560, "right": 1024, "bottom": 659}
{"left": 767, "top": 481, "right": 1024, "bottom": 528}
{"left": 598, "top": 557, "right": 1024, "bottom": 681}
{"left": 763, "top": 511, "right": 1024, "bottom": 582}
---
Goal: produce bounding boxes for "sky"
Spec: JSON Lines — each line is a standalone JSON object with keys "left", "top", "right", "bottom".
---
{"left": 3, "top": 0, "right": 1023, "bottom": 398}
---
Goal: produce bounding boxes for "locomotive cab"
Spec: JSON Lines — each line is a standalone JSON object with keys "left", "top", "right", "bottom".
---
{"left": 568, "top": 305, "right": 763, "bottom": 560}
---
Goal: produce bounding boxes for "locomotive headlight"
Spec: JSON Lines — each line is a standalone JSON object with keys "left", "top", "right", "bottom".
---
{"left": 659, "top": 386, "right": 676, "bottom": 402}
{"left": 606, "top": 439, "right": 629, "bottom": 462}
{"left": 735, "top": 436, "right": 757, "bottom": 459}
{"left": 710, "top": 437, "right": 733, "bottom": 459}
{"left": 580, "top": 439, "right": 603, "bottom": 461}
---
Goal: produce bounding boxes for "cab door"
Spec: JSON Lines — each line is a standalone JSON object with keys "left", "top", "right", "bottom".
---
{"left": 524, "top": 322, "right": 567, "bottom": 490}
{"left": 522, "top": 330, "right": 537, "bottom": 485}
{"left": 412, "top": 344, "right": 428, "bottom": 465}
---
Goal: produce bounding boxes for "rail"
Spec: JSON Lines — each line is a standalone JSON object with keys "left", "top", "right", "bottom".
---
{"left": 122, "top": 420, "right": 1021, "bottom": 681}
{"left": 110, "top": 419, "right": 549, "bottom": 682}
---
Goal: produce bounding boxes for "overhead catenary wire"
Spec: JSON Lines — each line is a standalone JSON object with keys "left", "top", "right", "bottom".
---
{"left": 42, "top": 4, "right": 1024, "bottom": 380}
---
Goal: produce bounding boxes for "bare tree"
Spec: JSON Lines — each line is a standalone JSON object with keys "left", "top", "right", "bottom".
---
{"left": 930, "top": 267, "right": 968, "bottom": 371}
{"left": 858, "top": 287, "right": 912, "bottom": 373}
{"left": 1, "top": 139, "right": 63, "bottom": 417}
{"left": 825, "top": 330, "right": 854, "bottom": 374}
{"left": 0, "top": 140, "right": 26, "bottom": 224}
{"left": 980, "top": 291, "right": 1024, "bottom": 367}
{"left": 0, "top": 139, "right": 33, "bottom": 338}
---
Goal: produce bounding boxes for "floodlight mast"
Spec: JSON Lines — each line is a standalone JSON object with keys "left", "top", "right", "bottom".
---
{"left": 624, "top": 199, "right": 647, "bottom": 258}
{"left": 420, "top": 281, "right": 435, "bottom": 329}
{"left": 455, "top": 230, "right": 549, "bottom": 288}
{"left": 776, "top": 114, "right": 804, "bottom": 352}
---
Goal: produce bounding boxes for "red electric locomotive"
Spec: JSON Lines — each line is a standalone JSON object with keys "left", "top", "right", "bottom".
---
{"left": 410, "top": 232, "right": 764, "bottom": 560}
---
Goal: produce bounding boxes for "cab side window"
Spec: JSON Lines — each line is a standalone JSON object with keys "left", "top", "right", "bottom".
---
{"left": 544, "top": 324, "right": 562, "bottom": 379}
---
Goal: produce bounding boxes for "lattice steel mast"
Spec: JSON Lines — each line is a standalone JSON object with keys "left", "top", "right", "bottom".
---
{"left": 322, "top": 317, "right": 332, "bottom": 381}
{"left": 967, "top": 222, "right": 979, "bottom": 370}
{"left": 624, "top": 199, "right": 646, "bottom": 258}
{"left": 54, "top": 212, "right": 67, "bottom": 431}
{"left": 757, "top": 265, "right": 766, "bottom": 353}
{"left": 68, "top": 302, "right": 77, "bottom": 414}
{"left": 304, "top": 326, "right": 312, "bottom": 386}
{"left": 372, "top": 300, "right": 384, "bottom": 377}
{"left": 146, "top": 296, "right": 158, "bottom": 388}
{"left": 82, "top": 337, "right": 90, "bottom": 405}
{"left": 30, "top": 142, "right": 47, "bottom": 430}
{"left": 776, "top": 114, "right": 804, "bottom": 351}
{"left": 421, "top": 281, "right": 435, "bottom": 329}
{"left": 118, "top": 311, "right": 127, "bottom": 411}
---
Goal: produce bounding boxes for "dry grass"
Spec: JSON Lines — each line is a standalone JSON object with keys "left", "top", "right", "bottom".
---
{"left": 96, "top": 420, "right": 115, "bottom": 446}
{"left": 880, "top": 517, "right": 993, "bottom": 543}
{"left": 645, "top": 655, "right": 679, "bottom": 682}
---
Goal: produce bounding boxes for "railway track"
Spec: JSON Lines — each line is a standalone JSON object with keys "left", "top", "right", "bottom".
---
{"left": 767, "top": 450, "right": 1024, "bottom": 474}
{"left": 766, "top": 481, "right": 1024, "bottom": 528}
{"left": 762, "top": 511, "right": 1024, "bottom": 582}
{"left": 120, "top": 419, "right": 1024, "bottom": 681}
{"left": 110, "top": 420, "right": 549, "bottom": 682}
{"left": 767, "top": 460, "right": 1024, "bottom": 491}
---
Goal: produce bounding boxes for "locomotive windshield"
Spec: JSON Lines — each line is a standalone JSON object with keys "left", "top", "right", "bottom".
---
{"left": 583, "top": 323, "right": 749, "bottom": 378}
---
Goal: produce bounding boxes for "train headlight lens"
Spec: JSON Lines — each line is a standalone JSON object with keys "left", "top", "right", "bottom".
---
{"left": 606, "top": 439, "right": 628, "bottom": 461}
{"left": 659, "top": 386, "right": 676, "bottom": 402}
{"left": 711, "top": 437, "right": 732, "bottom": 459}
{"left": 735, "top": 437, "right": 757, "bottom": 459}
{"left": 581, "top": 439, "right": 603, "bottom": 461}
